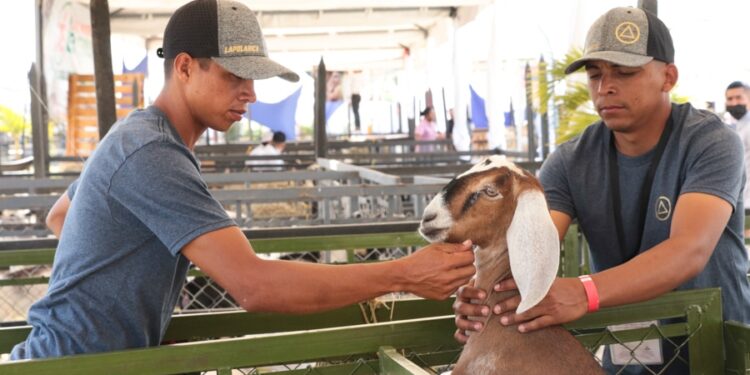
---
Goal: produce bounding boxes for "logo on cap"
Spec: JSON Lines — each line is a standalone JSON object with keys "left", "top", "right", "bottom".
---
{"left": 615, "top": 22, "right": 640, "bottom": 44}
{"left": 224, "top": 44, "right": 260, "bottom": 55}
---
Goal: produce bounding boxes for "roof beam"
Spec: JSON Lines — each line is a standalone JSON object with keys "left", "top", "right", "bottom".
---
{"left": 108, "top": 0, "right": 491, "bottom": 12}
{"left": 110, "top": 8, "right": 449, "bottom": 38}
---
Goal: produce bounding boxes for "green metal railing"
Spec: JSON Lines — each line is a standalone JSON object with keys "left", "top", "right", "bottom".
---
{"left": 726, "top": 320, "right": 750, "bottom": 375}
{"left": 1, "top": 229, "right": 749, "bottom": 373}
{"left": 0, "top": 288, "right": 731, "bottom": 374}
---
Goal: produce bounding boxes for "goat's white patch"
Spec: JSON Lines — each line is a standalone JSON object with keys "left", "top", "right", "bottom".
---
{"left": 466, "top": 353, "right": 497, "bottom": 375}
{"left": 456, "top": 155, "right": 524, "bottom": 180}
{"left": 507, "top": 189, "right": 560, "bottom": 314}
{"left": 419, "top": 193, "right": 454, "bottom": 242}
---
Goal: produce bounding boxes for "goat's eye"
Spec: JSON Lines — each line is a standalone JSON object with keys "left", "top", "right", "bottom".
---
{"left": 483, "top": 186, "right": 501, "bottom": 198}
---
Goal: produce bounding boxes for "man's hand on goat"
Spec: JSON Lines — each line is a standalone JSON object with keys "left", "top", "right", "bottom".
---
{"left": 452, "top": 280, "right": 490, "bottom": 344}
{"left": 494, "top": 277, "right": 589, "bottom": 332}
{"left": 400, "top": 240, "right": 475, "bottom": 301}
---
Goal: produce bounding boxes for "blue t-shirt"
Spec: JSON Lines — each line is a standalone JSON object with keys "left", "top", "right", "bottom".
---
{"left": 11, "top": 106, "right": 236, "bottom": 359}
{"left": 540, "top": 102, "right": 750, "bottom": 324}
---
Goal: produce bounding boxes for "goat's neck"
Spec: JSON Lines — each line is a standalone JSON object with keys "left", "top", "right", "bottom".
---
{"left": 473, "top": 243, "right": 515, "bottom": 306}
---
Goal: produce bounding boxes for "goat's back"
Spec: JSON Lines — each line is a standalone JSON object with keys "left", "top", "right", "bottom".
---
{"left": 452, "top": 322, "right": 603, "bottom": 375}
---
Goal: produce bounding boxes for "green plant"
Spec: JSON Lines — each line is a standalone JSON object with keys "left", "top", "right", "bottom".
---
{"left": 547, "top": 49, "right": 600, "bottom": 144}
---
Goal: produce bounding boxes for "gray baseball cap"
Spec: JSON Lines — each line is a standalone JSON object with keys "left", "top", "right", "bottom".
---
{"left": 565, "top": 7, "right": 674, "bottom": 74}
{"left": 157, "top": 0, "right": 299, "bottom": 82}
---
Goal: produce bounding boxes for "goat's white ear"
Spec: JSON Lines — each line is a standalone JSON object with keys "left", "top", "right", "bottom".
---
{"left": 507, "top": 189, "right": 560, "bottom": 314}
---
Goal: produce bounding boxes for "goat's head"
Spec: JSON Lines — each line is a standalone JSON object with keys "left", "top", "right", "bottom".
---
{"left": 419, "top": 155, "right": 559, "bottom": 313}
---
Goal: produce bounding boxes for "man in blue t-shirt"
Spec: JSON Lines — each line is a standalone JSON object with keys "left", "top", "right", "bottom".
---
{"left": 453, "top": 6, "right": 750, "bottom": 374}
{"left": 10, "top": 0, "right": 476, "bottom": 360}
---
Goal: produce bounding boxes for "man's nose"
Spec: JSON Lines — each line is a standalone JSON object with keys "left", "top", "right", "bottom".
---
{"left": 240, "top": 80, "right": 256, "bottom": 103}
{"left": 596, "top": 74, "right": 615, "bottom": 96}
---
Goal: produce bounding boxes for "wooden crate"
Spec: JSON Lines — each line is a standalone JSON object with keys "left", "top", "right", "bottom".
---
{"left": 66, "top": 73, "right": 144, "bottom": 157}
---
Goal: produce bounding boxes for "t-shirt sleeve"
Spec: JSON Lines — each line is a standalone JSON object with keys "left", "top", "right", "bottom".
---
{"left": 108, "top": 141, "right": 236, "bottom": 255}
{"left": 680, "top": 126, "right": 744, "bottom": 210}
{"left": 67, "top": 178, "right": 80, "bottom": 200}
{"left": 539, "top": 147, "right": 577, "bottom": 219}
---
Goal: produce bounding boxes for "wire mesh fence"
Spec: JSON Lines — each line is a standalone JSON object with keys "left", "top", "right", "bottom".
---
{"left": 0, "top": 246, "right": 418, "bottom": 323}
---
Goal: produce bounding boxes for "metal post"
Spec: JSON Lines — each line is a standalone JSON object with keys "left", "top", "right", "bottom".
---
{"left": 638, "top": 0, "right": 658, "bottom": 15}
{"left": 30, "top": 0, "right": 49, "bottom": 178}
{"left": 90, "top": 0, "right": 117, "bottom": 139}
{"left": 314, "top": 58, "right": 327, "bottom": 158}
{"left": 538, "top": 56, "right": 549, "bottom": 160}
{"left": 29, "top": 65, "right": 48, "bottom": 178}
{"left": 524, "top": 62, "right": 536, "bottom": 161}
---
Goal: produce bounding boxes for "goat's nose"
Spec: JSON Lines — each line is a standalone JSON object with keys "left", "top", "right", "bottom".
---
{"left": 422, "top": 212, "right": 437, "bottom": 223}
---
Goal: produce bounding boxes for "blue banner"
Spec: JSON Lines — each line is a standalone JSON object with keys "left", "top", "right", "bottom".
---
{"left": 469, "top": 85, "right": 488, "bottom": 129}
{"left": 246, "top": 87, "right": 302, "bottom": 141}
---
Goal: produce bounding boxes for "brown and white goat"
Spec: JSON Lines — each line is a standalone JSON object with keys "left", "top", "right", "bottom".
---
{"left": 419, "top": 156, "right": 602, "bottom": 375}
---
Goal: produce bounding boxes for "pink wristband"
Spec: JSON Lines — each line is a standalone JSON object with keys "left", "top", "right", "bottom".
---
{"left": 578, "top": 275, "right": 600, "bottom": 313}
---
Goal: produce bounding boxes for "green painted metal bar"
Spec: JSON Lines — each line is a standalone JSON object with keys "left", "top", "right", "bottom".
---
{"left": 686, "top": 292, "right": 724, "bottom": 374}
{"left": 0, "top": 299, "right": 454, "bottom": 353}
{"left": 0, "top": 249, "right": 55, "bottom": 267}
{"left": 163, "top": 299, "right": 452, "bottom": 342}
{"left": 250, "top": 232, "right": 426, "bottom": 253}
{"left": 0, "top": 326, "right": 31, "bottom": 354}
{"left": 378, "top": 346, "right": 431, "bottom": 375}
{"left": 0, "top": 232, "right": 426, "bottom": 268}
{"left": 724, "top": 320, "right": 750, "bottom": 375}
{"left": 0, "top": 317, "right": 457, "bottom": 375}
{"left": 561, "top": 224, "right": 580, "bottom": 277}
{"left": 0, "top": 276, "right": 49, "bottom": 286}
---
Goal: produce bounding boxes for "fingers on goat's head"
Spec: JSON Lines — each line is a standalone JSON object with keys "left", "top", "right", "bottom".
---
{"left": 419, "top": 156, "right": 541, "bottom": 248}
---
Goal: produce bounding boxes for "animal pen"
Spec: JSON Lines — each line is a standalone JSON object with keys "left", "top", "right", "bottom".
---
{"left": 1, "top": 150, "right": 749, "bottom": 373}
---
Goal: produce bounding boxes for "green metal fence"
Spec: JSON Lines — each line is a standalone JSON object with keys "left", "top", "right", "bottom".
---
{"left": 1, "top": 229, "right": 749, "bottom": 373}
{"left": 0, "top": 289, "right": 734, "bottom": 374}
{"left": 0, "top": 229, "right": 428, "bottom": 320}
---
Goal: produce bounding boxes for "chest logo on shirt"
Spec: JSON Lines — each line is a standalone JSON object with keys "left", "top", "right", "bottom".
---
{"left": 655, "top": 196, "right": 672, "bottom": 221}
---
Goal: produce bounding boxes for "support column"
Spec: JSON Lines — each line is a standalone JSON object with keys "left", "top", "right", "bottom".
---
{"left": 30, "top": 0, "right": 48, "bottom": 178}
{"left": 90, "top": 0, "right": 116, "bottom": 139}
{"left": 314, "top": 58, "right": 327, "bottom": 159}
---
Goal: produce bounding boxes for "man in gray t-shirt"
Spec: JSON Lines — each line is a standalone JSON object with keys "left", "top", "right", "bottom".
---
{"left": 10, "top": 0, "right": 476, "bottom": 360}
{"left": 454, "top": 6, "right": 750, "bottom": 375}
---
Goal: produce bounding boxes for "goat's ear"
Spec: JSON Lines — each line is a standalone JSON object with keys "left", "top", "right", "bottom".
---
{"left": 506, "top": 189, "right": 560, "bottom": 314}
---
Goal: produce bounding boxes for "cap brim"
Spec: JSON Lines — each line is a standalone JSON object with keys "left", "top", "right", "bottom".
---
{"left": 213, "top": 55, "right": 300, "bottom": 82}
{"left": 564, "top": 51, "right": 653, "bottom": 74}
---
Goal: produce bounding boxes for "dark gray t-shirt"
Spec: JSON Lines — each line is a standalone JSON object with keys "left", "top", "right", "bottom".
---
{"left": 540, "top": 102, "right": 750, "bottom": 323}
{"left": 11, "top": 107, "right": 235, "bottom": 359}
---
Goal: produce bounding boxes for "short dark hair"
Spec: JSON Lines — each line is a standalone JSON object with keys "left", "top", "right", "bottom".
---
{"left": 420, "top": 106, "right": 434, "bottom": 117}
{"left": 727, "top": 81, "right": 750, "bottom": 92}
{"left": 272, "top": 131, "right": 286, "bottom": 144}
{"left": 163, "top": 56, "right": 212, "bottom": 79}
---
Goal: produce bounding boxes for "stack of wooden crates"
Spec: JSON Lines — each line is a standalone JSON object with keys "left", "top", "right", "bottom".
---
{"left": 66, "top": 73, "right": 145, "bottom": 157}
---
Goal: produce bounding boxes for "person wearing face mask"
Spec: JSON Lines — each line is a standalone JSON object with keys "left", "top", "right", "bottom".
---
{"left": 725, "top": 81, "right": 750, "bottom": 130}
{"left": 725, "top": 81, "right": 750, "bottom": 235}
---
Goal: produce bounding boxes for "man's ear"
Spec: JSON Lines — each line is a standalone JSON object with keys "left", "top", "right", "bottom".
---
{"left": 663, "top": 63, "right": 679, "bottom": 92}
{"left": 173, "top": 52, "right": 193, "bottom": 82}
